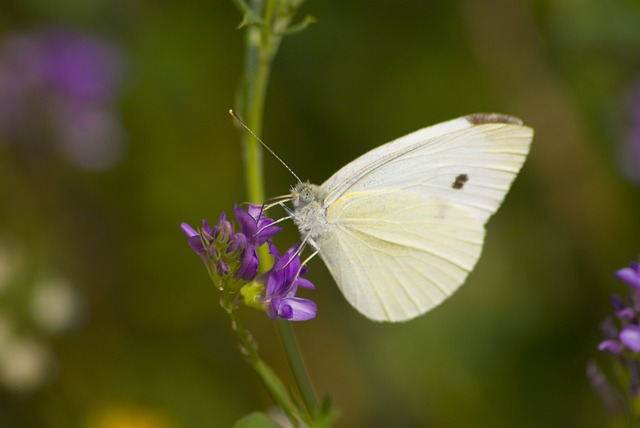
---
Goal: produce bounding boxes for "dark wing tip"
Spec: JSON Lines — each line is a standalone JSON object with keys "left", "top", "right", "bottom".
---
{"left": 465, "top": 113, "right": 523, "bottom": 126}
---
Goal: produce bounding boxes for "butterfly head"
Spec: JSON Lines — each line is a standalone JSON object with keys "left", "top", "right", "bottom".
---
{"left": 291, "top": 182, "right": 331, "bottom": 241}
{"left": 291, "top": 182, "right": 327, "bottom": 210}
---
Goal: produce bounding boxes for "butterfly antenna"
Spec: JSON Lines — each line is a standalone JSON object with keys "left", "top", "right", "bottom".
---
{"left": 229, "top": 109, "right": 302, "bottom": 183}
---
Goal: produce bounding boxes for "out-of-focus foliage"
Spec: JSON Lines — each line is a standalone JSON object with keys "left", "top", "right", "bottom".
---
{"left": 0, "top": 0, "right": 639, "bottom": 427}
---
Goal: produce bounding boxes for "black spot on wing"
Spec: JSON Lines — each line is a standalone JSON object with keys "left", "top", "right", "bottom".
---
{"left": 452, "top": 173, "right": 469, "bottom": 190}
{"left": 465, "top": 113, "right": 522, "bottom": 126}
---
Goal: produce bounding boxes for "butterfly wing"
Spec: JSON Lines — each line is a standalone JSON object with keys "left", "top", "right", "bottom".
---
{"left": 315, "top": 114, "right": 532, "bottom": 321}
{"left": 322, "top": 114, "right": 533, "bottom": 223}
{"left": 316, "top": 190, "right": 484, "bottom": 321}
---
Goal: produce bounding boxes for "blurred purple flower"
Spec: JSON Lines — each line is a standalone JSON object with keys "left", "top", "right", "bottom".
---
{"left": 43, "top": 32, "right": 121, "bottom": 102}
{"left": 0, "top": 28, "right": 125, "bottom": 170}
{"left": 262, "top": 243, "right": 316, "bottom": 321}
{"left": 597, "top": 259, "right": 640, "bottom": 355}
{"left": 621, "top": 80, "right": 640, "bottom": 184}
{"left": 592, "top": 257, "right": 640, "bottom": 416}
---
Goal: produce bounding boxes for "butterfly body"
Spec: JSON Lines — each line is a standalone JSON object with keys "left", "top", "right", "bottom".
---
{"left": 291, "top": 182, "right": 330, "bottom": 241}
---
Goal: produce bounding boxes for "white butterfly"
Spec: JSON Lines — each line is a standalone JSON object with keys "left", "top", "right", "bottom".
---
{"left": 289, "top": 113, "right": 533, "bottom": 322}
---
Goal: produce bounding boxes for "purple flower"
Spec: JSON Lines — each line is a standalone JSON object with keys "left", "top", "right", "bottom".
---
{"left": 262, "top": 243, "right": 316, "bottom": 321}
{"left": 617, "top": 262, "right": 640, "bottom": 291}
{"left": 181, "top": 207, "right": 282, "bottom": 284}
{"left": 592, "top": 257, "right": 640, "bottom": 413}
{"left": 42, "top": 30, "right": 122, "bottom": 102}
{"left": 596, "top": 259, "right": 640, "bottom": 356}
{"left": 182, "top": 206, "right": 315, "bottom": 321}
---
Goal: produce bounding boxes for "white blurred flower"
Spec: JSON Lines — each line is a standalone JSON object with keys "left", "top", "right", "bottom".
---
{"left": 0, "top": 337, "right": 51, "bottom": 392}
{"left": 31, "top": 277, "right": 79, "bottom": 333}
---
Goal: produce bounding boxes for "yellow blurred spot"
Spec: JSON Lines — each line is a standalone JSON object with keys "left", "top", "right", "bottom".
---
{"left": 87, "top": 406, "right": 179, "bottom": 428}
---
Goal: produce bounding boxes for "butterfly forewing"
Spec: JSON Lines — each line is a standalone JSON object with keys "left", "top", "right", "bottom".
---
{"left": 321, "top": 116, "right": 533, "bottom": 224}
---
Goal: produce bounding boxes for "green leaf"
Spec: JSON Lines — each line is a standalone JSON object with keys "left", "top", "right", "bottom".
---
{"left": 316, "top": 394, "right": 340, "bottom": 427}
{"left": 233, "top": 412, "right": 282, "bottom": 428}
{"left": 231, "top": 0, "right": 266, "bottom": 29}
{"left": 277, "top": 15, "right": 316, "bottom": 36}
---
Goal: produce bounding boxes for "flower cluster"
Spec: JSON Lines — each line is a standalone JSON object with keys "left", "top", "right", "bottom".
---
{"left": 181, "top": 205, "right": 316, "bottom": 321}
{"left": 589, "top": 260, "right": 640, "bottom": 419}
{"left": 598, "top": 261, "right": 640, "bottom": 354}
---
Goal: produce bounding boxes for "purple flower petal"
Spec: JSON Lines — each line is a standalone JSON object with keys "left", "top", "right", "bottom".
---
{"left": 269, "top": 298, "right": 292, "bottom": 320}
{"left": 267, "top": 241, "right": 280, "bottom": 258}
{"left": 598, "top": 339, "right": 624, "bottom": 354}
{"left": 181, "top": 222, "right": 197, "bottom": 238}
{"left": 297, "top": 277, "right": 315, "bottom": 290}
{"left": 272, "top": 297, "right": 317, "bottom": 321}
{"left": 246, "top": 204, "right": 264, "bottom": 220}
{"left": 253, "top": 217, "right": 283, "bottom": 244}
{"left": 235, "top": 204, "right": 282, "bottom": 246}
{"left": 181, "top": 222, "right": 206, "bottom": 255}
{"left": 235, "top": 246, "right": 259, "bottom": 282}
{"left": 234, "top": 204, "right": 259, "bottom": 237}
{"left": 620, "top": 325, "right": 640, "bottom": 352}
{"left": 617, "top": 264, "right": 640, "bottom": 291}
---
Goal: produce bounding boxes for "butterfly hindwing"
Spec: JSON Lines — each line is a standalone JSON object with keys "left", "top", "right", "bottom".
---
{"left": 316, "top": 190, "right": 484, "bottom": 321}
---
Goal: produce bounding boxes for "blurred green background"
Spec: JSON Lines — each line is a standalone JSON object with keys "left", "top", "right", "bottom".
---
{"left": 1, "top": 0, "right": 639, "bottom": 427}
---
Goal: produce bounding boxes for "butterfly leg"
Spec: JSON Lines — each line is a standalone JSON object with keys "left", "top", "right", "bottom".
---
{"left": 255, "top": 214, "right": 292, "bottom": 238}
{"left": 286, "top": 248, "right": 319, "bottom": 291}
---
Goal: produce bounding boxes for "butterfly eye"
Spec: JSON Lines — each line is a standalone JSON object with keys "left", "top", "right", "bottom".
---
{"left": 300, "top": 191, "right": 314, "bottom": 205}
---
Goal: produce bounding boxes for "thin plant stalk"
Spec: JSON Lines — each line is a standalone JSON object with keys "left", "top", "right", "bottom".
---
{"left": 232, "top": 0, "right": 321, "bottom": 422}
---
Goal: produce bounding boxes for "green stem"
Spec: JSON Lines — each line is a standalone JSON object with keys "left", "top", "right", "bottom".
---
{"left": 222, "top": 288, "right": 304, "bottom": 423}
{"left": 276, "top": 319, "right": 319, "bottom": 415}
{"left": 233, "top": 0, "right": 322, "bottom": 423}
{"left": 236, "top": 0, "right": 301, "bottom": 204}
